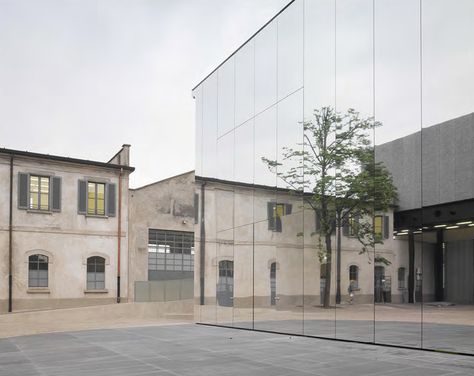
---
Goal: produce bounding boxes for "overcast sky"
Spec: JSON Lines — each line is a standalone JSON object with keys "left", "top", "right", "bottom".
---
{"left": 1, "top": 0, "right": 472, "bottom": 188}
{"left": 0, "top": 0, "right": 288, "bottom": 188}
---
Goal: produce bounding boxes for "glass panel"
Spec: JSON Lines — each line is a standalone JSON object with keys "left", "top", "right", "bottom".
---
{"left": 303, "top": 0, "right": 337, "bottom": 338}
{"left": 233, "top": 224, "right": 253, "bottom": 329}
{"left": 97, "top": 183, "right": 105, "bottom": 215}
{"left": 87, "top": 183, "right": 96, "bottom": 215}
{"left": 374, "top": 0, "right": 422, "bottom": 348}
{"left": 421, "top": 0, "right": 474, "bottom": 355}
{"left": 216, "top": 228, "right": 234, "bottom": 326}
{"left": 277, "top": 0, "right": 303, "bottom": 101}
{"left": 335, "top": 0, "right": 374, "bottom": 343}
{"left": 202, "top": 72, "right": 218, "bottom": 178}
{"left": 234, "top": 41, "right": 255, "bottom": 127}
{"left": 194, "top": 85, "right": 203, "bottom": 176}
{"left": 254, "top": 106, "right": 277, "bottom": 195}
{"left": 217, "top": 57, "right": 235, "bottom": 137}
{"left": 255, "top": 19, "right": 277, "bottom": 114}
{"left": 234, "top": 119, "right": 254, "bottom": 185}
{"left": 216, "top": 131, "right": 234, "bottom": 181}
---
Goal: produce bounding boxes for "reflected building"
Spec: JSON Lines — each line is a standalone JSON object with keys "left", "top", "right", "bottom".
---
{"left": 193, "top": 0, "right": 474, "bottom": 354}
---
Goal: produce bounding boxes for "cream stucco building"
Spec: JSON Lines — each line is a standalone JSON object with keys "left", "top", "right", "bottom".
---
{"left": 0, "top": 145, "right": 133, "bottom": 312}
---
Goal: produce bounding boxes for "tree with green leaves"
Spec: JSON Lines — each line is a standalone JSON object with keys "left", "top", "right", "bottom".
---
{"left": 263, "top": 107, "right": 398, "bottom": 308}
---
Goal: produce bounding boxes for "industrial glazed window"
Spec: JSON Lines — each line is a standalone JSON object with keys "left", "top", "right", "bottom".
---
{"left": 148, "top": 229, "right": 194, "bottom": 273}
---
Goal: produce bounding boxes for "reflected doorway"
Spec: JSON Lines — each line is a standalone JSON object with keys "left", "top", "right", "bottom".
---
{"left": 270, "top": 262, "right": 276, "bottom": 306}
{"left": 217, "top": 260, "right": 234, "bottom": 307}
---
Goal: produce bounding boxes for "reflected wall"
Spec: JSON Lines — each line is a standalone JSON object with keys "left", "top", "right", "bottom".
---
{"left": 193, "top": 0, "right": 474, "bottom": 355}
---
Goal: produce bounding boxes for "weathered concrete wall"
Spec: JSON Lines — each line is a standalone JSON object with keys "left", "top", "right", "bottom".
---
{"left": 376, "top": 112, "right": 474, "bottom": 210}
{"left": 128, "top": 171, "right": 195, "bottom": 301}
{"left": 0, "top": 152, "right": 130, "bottom": 313}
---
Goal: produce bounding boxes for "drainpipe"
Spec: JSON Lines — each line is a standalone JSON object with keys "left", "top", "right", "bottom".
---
{"left": 8, "top": 155, "right": 13, "bottom": 312}
{"left": 199, "top": 182, "right": 206, "bottom": 305}
{"left": 117, "top": 168, "right": 123, "bottom": 303}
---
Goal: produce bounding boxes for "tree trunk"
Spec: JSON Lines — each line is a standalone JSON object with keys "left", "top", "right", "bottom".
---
{"left": 323, "top": 233, "right": 332, "bottom": 308}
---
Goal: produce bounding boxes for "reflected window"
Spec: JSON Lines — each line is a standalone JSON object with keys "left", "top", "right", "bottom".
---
{"left": 349, "top": 265, "right": 359, "bottom": 289}
{"left": 87, "top": 256, "right": 105, "bottom": 290}
{"left": 398, "top": 267, "right": 406, "bottom": 289}
{"left": 374, "top": 215, "right": 390, "bottom": 240}
{"left": 29, "top": 175, "right": 50, "bottom": 211}
{"left": 87, "top": 182, "right": 106, "bottom": 216}
{"left": 343, "top": 213, "right": 360, "bottom": 237}
{"left": 267, "top": 202, "right": 292, "bottom": 232}
{"left": 28, "top": 254, "right": 48, "bottom": 287}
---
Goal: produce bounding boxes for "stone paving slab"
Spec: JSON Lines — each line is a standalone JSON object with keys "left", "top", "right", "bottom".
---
{"left": 0, "top": 324, "right": 473, "bottom": 376}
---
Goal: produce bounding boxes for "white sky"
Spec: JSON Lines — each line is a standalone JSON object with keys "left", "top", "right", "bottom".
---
{"left": 0, "top": 0, "right": 289, "bottom": 188}
{"left": 1, "top": 0, "right": 472, "bottom": 188}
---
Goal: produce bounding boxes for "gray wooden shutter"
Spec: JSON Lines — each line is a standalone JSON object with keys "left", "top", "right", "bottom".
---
{"left": 78, "top": 180, "right": 87, "bottom": 214}
{"left": 18, "top": 173, "right": 29, "bottom": 209}
{"left": 107, "top": 183, "right": 116, "bottom": 217}
{"left": 267, "top": 202, "right": 275, "bottom": 230}
{"left": 51, "top": 177, "right": 61, "bottom": 212}
{"left": 383, "top": 215, "right": 390, "bottom": 239}
{"left": 285, "top": 203, "right": 292, "bottom": 215}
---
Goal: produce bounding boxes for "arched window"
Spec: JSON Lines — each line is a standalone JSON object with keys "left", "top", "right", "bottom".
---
{"left": 349, "top": 265, "right": 359, "bottom": 289}
{"left": 87, "top": 256, "right": 105, "bottom": 290}
{"left": 29, "top": 254, "right": 48, "bottom": 287}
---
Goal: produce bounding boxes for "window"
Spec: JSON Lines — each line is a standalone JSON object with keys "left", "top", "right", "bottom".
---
{"left": 342, "top": 213, "right": 360, "bottom": 236}
{"left": 267, "top": 202, "right": 292, "bottom": 232}
{"left": 349, "top": 265, "right": 359, "bottom": 289}
{"left": 87, "top": 182, "right": 106, "bottom": 216}
{"left": 78, "top": 180, "right": 115, "bottom": 217}
{"left": 87, "top": 256, "right": 105, "bottom": 290}
{"left": 148, "top": 229, "right": 194, "bottom": 280}
{"left": 29, "top": 175, "right": 49, "bottom": 210}
{"left": 374, "top": 215, "right": 390, "bottom": 240}
{"left": 28, "top": 254, "right": 48, "bottom": 287}
{"left": 398, "top": 267, "right": 406, "bottom": 289}
{"left": 18, "top": 173, "right": 61, "bottom": 212}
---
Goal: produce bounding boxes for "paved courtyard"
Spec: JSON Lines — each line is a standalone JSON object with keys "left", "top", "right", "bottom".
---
{"left": 1, "top": 324, "right": 474, "bottom": 376}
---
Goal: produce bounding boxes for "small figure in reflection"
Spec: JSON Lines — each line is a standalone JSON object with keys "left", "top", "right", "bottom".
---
{"left": 348, "top": 280, "right": 356, "bottom": 304}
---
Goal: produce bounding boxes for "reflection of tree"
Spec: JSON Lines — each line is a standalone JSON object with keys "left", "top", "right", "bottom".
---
{"left": 263, "top": 107, "right": 397, "bottom": 308}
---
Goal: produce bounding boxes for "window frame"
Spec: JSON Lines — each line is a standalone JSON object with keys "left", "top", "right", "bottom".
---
{"left": 86, "top": 256, "right": 106, "bottom": 290}
{"left": 28, "top": 254, "right": 49, "bottom": 288}
{"left": 87, "top": 181, "right": 106, "bottom": 216}
{"left": 28, "top": 174, "right": 51, "bottom": 211}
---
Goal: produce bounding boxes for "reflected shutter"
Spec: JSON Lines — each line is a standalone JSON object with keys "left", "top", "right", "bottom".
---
{"left": 18, "top": 173, "right": 29, "bottom": 209}
{"left": 107, "top": 183, "right": 116, "bottom": 217}
{"left": 51, "top": 177, "right": 61, "bottom": 212}
{"left": 78, "top": 180, "right": 87, "bottom": 214}
{"left": 267, "top": 202, "right": 275, "bottom": 230}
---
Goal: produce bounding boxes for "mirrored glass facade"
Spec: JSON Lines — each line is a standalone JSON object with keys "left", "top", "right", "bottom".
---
{"left": 193, "top": 0, "right": 474, "bottom": 355}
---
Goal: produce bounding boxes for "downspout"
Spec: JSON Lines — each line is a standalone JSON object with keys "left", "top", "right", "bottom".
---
{"left": 117, "top": 168, "right": 123, "bottom": 303}
{"left": 8, "top": 155, "right": 13, "bottom": 312}
{"left": 199, "top": 182, "right": 206, "bottom": 305}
